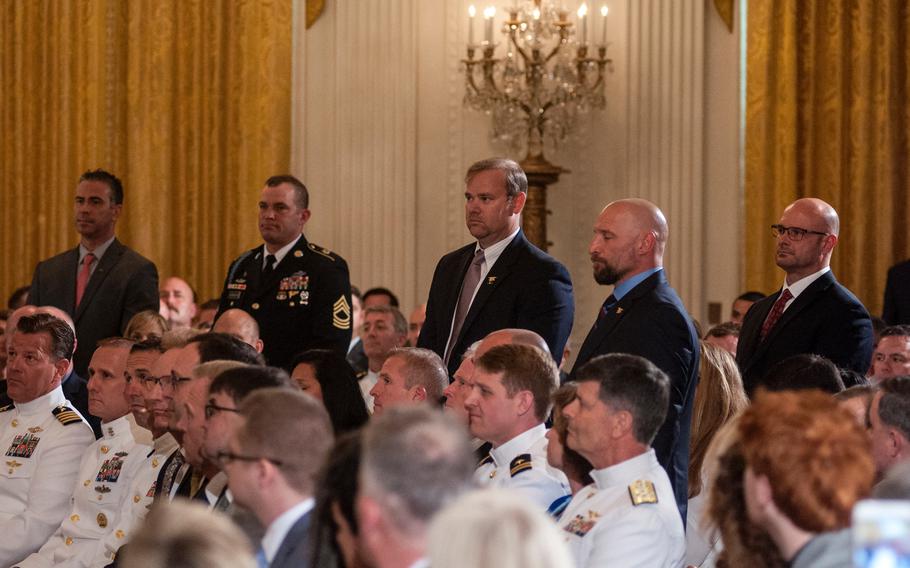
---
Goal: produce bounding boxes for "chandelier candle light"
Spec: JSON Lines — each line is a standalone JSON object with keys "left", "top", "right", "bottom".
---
{"left": 463, "top": 0, "right": 611, "bottom": 250}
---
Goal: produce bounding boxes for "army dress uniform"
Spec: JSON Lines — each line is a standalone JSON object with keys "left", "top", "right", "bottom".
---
{"left": 16, "top": 415, "right": 151, "bottom": 568}
{"left": 558, "top": 449, "right": 685, "bottom": 568}
{"left": 217, "top": 234, "right": 352, "bottom": 370}
{"left": 0, "top": 387, "right": 94, "bottom": 566}
{"left": 98, "top": 432, "right": 179, "bottom": 563}
{"left": 474, "top": 424, "right": 569, "bottom": 510}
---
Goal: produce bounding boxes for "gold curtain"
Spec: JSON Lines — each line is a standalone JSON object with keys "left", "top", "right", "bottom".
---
{"left": 0, "top": 0, "right": 292, "bottom": 304}
{"left": 745, "top": 0, "right": 910, "bottom": 316}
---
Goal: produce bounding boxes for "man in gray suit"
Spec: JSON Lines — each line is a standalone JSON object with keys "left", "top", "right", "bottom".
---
{"left": 221, "top": 388, "right": 333, "bottom": 568}
{"left": 28, "top": 169, "right": 159, "bottom": 377}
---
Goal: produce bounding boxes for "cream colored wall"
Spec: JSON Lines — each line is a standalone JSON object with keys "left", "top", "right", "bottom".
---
{"left": 291, "top": 0, "right": 742, "bottom": 363}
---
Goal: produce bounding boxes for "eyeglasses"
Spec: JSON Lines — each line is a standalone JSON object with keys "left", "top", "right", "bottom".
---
{"left": 137, "top": 374, "right": 192, "bottom": 389}
{"left": 215, "top": 451, "right": 284, "bottom": 467}
{"left": 205, "top": 403, "right": 240, "bottom": 419}
{"left": 770, "top": 224, "right": 829, "bottom": 241}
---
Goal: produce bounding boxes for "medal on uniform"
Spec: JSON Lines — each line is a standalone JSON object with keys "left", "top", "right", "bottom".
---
{"left": 6, "top": 432, "right": 40, "bottom": 458}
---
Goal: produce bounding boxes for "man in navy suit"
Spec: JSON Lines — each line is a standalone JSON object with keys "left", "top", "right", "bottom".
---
{"left": 736, "top": 198, "right": 873, "bottom": 395}
{"left": 222, "top": 388, "right": 332, "bottom": 568}
{"left": 571, "top": 198, "right": 699, "bottom": 522}
{"left": 27, "top": 169, "right": 159, "bottom": 378}
{"left": 417, "top": 158, "right": 574, "bottom": 375}
{"left": 883, "top": 259, "right": 910, "bottom": 325}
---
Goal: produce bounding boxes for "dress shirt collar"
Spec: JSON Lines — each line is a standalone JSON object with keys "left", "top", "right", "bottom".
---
{"left": 474, "top": 227, "right": 520, "bottom": 267}
{"left": 781, "top": 266, "right": 830, "bottom": 302}
{"left": 613, "top": 267, "right": 662, "bottom": 301}
{"left": 262, "top": 234, "right": 302, "bottom": 269}
{"left": 204, "top": 471, "right": 230, "bottom": 507}
{"left": 100, "top": 414, "right": 133, "bottom": 440}
{"left": 407, "top": 559, "right": 430, "bottom": 568}
{"left": 591, "top": 448, "right": 658, "bottom": 489}
{"left": 262, "top": 497, "right": 315, "bottom": 562}
{"left": 79, "top": 236, "right": 115, "bottom": 263}
{"left": 15, "top": 385, "right": 68, "bottom": 416}
{"left": 491, "top": 423, "right": 547, "bottom": 464}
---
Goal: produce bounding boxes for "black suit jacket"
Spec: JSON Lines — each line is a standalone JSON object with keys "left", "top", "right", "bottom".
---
{"left": 217, "top": 235, "right": 352, "bottom": 371}
{"left": 570, "top": 270, "right": 699, "bottom": 521}
{"left": 883, "top": 259, "right": 910, "bottom": 325}
{"left": 736, "top": 270, "right": 873, "bottom": 395}
{"left": 28, "top": 238, "right": 159, "bottom": 377}
{"left": 61, "top": 370, "right": 101, "bottom": 438}
{"left": 418, "top": 230, "right": 574, "bottom": 375}
{"left": 270, "top": 510, "right": 313, "bottom": 568}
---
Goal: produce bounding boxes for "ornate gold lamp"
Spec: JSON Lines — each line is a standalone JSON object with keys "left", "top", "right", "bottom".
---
{"left": 463, "top": 0, "right": 611, "bottom": 250}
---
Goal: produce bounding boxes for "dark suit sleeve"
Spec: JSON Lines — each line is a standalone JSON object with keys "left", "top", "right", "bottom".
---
{"left": 27, "top": 263, "right": 42, "bottom": 306}
{"left": 514, "top": 261, "right": 574, "bottom": 365}
{"left": 416, "top": 257, "right": 449, "bottom": 356}
{"left": 118, "top": 260, "right": 160, "bottom": 333}
{"left": 883, "top": 268, "right": 897, "bottom": 324}
{"left": 816, "top": 298, "right": 874, "bottom": 375}
{"left": 307, "top": 259, "right": 353, "bottom": 355}
{"left": 215, "top": 258, "right": 241, "bottom": 319}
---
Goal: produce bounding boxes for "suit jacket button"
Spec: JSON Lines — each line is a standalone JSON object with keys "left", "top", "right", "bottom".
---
{"left": 252, "top": 303, "right": 260, "bottom": 310}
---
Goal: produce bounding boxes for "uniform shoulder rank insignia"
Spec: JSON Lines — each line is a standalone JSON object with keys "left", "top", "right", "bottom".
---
{"left": 356, "top": 370, "right": 368, "bottom": 380}
{"left": 478, "top": 453, "right": 493, "bottom": 468}
{"left": 0, "top": 404, "right": 13, "bottom": 413}
{"left": 333, "top": 296, "right": 352, "bottom": 330}
{"left": 308, "top": 242, "right": 336, "bottom": 260}
{"left": 628, "top": 479, "right": 658, "bottom": 506}
{"left": 52, "top": 405, "right": 83, "bottom": 426}
{"left": 509, "top": 453, "right": 533, "bottom": 477}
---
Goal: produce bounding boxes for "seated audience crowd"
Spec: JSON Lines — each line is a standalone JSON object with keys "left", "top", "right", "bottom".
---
{"left": 1, "top": 161, "right": 907, "bottom": 568}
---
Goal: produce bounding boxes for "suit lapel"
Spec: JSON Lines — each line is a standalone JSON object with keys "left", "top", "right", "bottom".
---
{"left": 739, "top": 292, "right": 777, "bottom": 363}
{"left": 575, "top": 271, "right": 665, "bottom": 367}
{"left": 271, "top": 511, "right": 312, "bottom": 567}
{"left": 761, "top": 272, "right": 835, "bottom": 348}
{"left": 59, "top": 248, "right": 80, "bottom": 316}
{"left": 455, "top": 233, "right": 523, "bottom": 346}
{"left": 75, "top": 240, "right": 124, "bottom": 322}
{"left": 439, "top": 245, "right": 475, "bottom": 331}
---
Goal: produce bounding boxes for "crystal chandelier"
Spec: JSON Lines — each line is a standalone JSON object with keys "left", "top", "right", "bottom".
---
{"left": 463, "top": 0, "right": 612, "bottom": 163}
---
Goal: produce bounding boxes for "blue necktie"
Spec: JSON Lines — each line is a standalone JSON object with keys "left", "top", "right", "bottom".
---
{"left": 596, "top": 294, "right": 618, "bottom": 327}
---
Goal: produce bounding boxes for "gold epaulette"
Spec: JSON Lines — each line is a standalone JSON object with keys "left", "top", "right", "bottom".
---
{"left": 510, "top": 453, "right": 532, "bottom": 477}
{"left": 628, "top": 479, "right": 658, "bottom": 506}
{"left": 52, "top": 405, "right": 83, "bottom": 426}
{"left": 0, "top": 404, "right": 13, "bottom": 413}
{"left": 308, "top": 242, "right": 336, "bottom": 261}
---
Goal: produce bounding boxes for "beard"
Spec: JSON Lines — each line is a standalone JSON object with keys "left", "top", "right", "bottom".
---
{"left": 593, "top": 260, "right": 624, "bottom": 285}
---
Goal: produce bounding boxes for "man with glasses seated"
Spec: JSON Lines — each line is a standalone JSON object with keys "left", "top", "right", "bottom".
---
{"left": 221, "top": 388, "right": 333, "bottom": 568}
{"left": 736, "top": 198, "right": 873, "bottom": 395}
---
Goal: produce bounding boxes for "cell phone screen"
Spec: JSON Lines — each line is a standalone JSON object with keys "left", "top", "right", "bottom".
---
{"left": 852, "top": 499, "right": 910, "bottom": 568}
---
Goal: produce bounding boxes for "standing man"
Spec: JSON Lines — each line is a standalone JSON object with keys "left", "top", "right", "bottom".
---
{"left": 418, "top": 158, "right": 574, "bottom": 374}
{"left": 736, "top": 198, "right": 873, "bottom": 394}
{"left": 0, "top": 314, "right": 95, "bottom": 565}
{"left": 217, "top": 175, "right": 352, "bottom": 370}
{"left": 158, "top": 276, "right": 198, "bottom": 330}
{"left": 28, "top": 169, "right": 159, "bottom": 378}
{"left": 883, "top": 258, "right": 910, "bottom": 325}
{"left": 571, "top": 198, "right": 699, "bottom": 520}
{"left": 560, "top": 354, "right": 685, "bottom": 568}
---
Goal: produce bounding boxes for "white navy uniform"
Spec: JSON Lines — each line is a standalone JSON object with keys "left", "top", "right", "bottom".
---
{"left": 558, "top": 449, "right": 685, "bottom": 568}
{"left": 98, "top": 432, "right": 179, "bottom": 563}
{"left": 16, "top": 414, "right": 150, "bottom": 568}
{"left": 0, "top": 387, "right": 94, "bottom": 566}
{"left": 474, "top": 424, "right": 569, "bottom": 509}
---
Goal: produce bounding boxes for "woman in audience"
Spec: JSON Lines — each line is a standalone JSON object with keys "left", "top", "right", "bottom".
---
{"left": 544, "top": 383, "right": 593, "bottom": 519}
{"left": 686, "top": 342, "right": 748, "bottom": 567}
{"left": 291, "top": 349, "right": 370, "bottom": 434}
{"left": 429, "top": 488, "right": 574, "bottom": 568}
{"left": 120, "top": 500, "right": 255, "bottom": 568}
{"left": 124, "top": 309, "right": 168, "bottom": 342}
{"left": 309, "top": 431, "right": 365, "bottom": 568}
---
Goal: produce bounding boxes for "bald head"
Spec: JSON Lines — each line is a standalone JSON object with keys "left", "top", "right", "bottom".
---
{"left": 212, "top": 309, "right": 264, "bottom": 353}
{"left": 589, "top": 199, "right": 669, "bottom": 286}
{"left": 475, "top": 328, "right": 551, "bottom": 360}
{"left": 783, "top": 198, "right": 839, "bottom": 236}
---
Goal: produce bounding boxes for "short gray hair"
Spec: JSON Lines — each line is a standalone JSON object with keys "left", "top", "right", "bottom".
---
{"left": 360, "top": 406, "right": 474, "bottom": 534}
{"left": 387, "top": 348, "right": 449, "bottom": 403}
{"left": 364, "top": 305, "right": 408, "bottom": 336}
{"left": 465, "top": 158, "right": 528, "bottom": 198}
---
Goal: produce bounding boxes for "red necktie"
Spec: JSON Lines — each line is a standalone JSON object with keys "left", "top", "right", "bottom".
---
{"left": 760, "top": 288, "right": 793, "bottom": 341}
{"left": 75, "top": 252, "right": 96, "bottom": 308}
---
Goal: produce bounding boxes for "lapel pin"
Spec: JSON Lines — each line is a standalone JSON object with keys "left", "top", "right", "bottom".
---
{"left": 294, "top": 250, "right": 303, "bottom": 257}
{"left": 487, "top": 277, "right": 497, "bottom": 285}
{"left": 616, "top": 307, "right": 624, "bottom": 314}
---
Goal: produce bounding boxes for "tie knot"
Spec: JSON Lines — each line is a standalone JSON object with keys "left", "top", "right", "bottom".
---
{"left": 83, "top": 252, "right": 96, "bottom": 266}
{"left": 779, "top": 288, "right": 793, "bottom": 302}
{"left": 473, "top": 249, "right": 485, "bottom": 265}
{"left": 265, "top": 254, "right": 276, "bottom": 267}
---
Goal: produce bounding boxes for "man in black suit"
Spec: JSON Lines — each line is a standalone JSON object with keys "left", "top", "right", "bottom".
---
{"left": 417, "top": 158, "right": 574, "bottom": 374}
{"left": 571, "top": 198, "right": 699, "bottom": 521}
{"left": 222, "top": 388, "right": 332, "bottom": 568}
{"left": 216, "top": 175, "right": 353, "bottom": 370}
{"left": 28, "top": 169, "right": 159, "bottom": 378}
{"left": 736, "top": 198, "right": 873, "bottom": 395}
{"left": 883, "top": 259, "right": 910, "bottom": 325}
